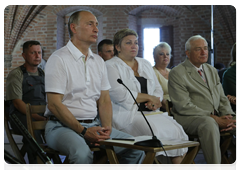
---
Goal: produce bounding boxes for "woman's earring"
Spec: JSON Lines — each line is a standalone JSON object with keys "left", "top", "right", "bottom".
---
{"left": 118, "top": 51, "right": 121, "bottom": 53}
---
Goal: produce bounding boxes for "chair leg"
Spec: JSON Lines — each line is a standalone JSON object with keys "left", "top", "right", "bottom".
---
{"left": 220, "top": 135, "right": 233, "bottom": 164}
{"left": 228, "top": 144, "right": 236, "bottom": 163}
{"left": 37, "top": 156, "right": 48, "bottom": 170}
{"left": 93, "top": 150, "right": 108, "bottom": 164}
{"left": 11, "top": 144, "right": 27, "bottom": 170}
{"left": 93, "top": 155, "right": 108, "bottom": 164}
{"left": 181, "top": 145, "right": 200, "bottom": 164}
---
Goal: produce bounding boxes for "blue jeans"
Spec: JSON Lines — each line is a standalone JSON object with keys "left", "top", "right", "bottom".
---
{"left": 45, "top": 120, "right": 145, "bottom": 164}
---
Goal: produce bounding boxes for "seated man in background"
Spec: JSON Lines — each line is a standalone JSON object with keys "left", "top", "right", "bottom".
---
{"left": 222, "top": 43, "right": 236, "bottom": 112}
{"left": 6, "top": 40, "right": 46, "bottom": 163}
{"left": 168, "top": 35, "right": 236, "bottom": 164}
{"left": 98, "top": 39, "right": 114, "bottom": 61}
{"left": 44, "top": 10, "right": 144, "bottom": 164}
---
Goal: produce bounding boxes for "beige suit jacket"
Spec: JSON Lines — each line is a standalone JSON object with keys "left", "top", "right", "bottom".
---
{"left": 168, "top": 58, "right": 235, "bottom": 120}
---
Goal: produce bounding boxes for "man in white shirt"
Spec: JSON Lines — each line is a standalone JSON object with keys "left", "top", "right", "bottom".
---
{"left": 44, "top": 10, "right": 144, "bottom": 164}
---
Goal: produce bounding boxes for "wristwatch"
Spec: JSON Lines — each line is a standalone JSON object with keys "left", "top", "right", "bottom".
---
{"left": 80, "top": 127, "right": 87, "bottom": 137}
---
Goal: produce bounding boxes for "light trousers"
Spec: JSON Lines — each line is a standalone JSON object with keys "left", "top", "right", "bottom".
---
{"left": 45, "top": 120, "right": 145, "bottom": 164}
{"left": 176, "top": 115, "right": 221, "bottom": 163}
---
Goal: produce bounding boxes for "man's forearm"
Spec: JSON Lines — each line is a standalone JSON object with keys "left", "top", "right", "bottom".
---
{"left": 98, "top": 102, "right": 112, "bottom": 128}
{"left": 50, "top": 102, "right": 84, "bottom": 133}
{"left": 47, "top": 93, "right": 84, "bottom": 134}
{"left": 12, "top": 99, "right": 27, "bottom": 114}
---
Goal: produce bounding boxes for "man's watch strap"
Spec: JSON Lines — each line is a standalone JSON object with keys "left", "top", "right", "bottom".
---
{"left": 80, "top": 127, "right": 87, "bottom": 137}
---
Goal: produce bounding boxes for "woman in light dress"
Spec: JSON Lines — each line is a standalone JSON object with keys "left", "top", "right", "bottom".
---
{"left": 105, "top": 28, "right": 188, "bottom": 163}
{"left": 153, "top": 42, "right": 172, "bottom": 109}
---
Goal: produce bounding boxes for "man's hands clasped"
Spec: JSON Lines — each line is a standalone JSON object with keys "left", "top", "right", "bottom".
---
{"left": 211, "top": 114, "right": 236, "bottom": 132}
{"left": 83, "top": 126, "right": 111, "bottom": 146}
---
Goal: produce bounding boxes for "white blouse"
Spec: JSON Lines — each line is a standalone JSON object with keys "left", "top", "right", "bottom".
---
{"left": 105, "top": 56, "right": 163, "bottom": 130}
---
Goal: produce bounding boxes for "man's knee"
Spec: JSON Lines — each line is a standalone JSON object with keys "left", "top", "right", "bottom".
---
{"left": 68, "top": 146, "right": 93, "bottom": 164}
{"left": 198, "top": 117, "right": 220, "bottom": 137}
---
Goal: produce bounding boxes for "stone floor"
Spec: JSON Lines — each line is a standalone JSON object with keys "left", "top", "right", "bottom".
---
{"left": 4, "top": 131, "right": 238, "bottom": 170}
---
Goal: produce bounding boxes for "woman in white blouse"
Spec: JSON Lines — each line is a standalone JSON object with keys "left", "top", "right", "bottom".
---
{"left": 105, "top": 28, "right": 188, "bottom": 164}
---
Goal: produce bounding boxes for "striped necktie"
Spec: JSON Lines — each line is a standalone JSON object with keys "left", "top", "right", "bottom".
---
{"left": 198, "top": 70, "right": 206, "bottom": 83}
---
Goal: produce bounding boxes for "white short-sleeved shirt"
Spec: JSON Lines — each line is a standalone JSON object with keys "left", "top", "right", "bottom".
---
{"left": 44, "top": 40, "right": 111, "bottom": 120}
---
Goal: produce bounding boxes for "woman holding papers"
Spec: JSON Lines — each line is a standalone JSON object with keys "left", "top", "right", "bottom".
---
{"left": 105, "top": 28, "right": 188, "bottom": 164}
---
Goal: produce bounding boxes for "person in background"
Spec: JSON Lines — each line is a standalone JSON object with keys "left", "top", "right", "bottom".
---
{"left": 98, "top": 39, "right": 114, "bottom": 61}
{"left": 153, "top": 42, "right": 172, "bottom": 110}
{"left": 222, "top": 43, "right": 236, "bottom": 111}
{"left": 168, "top": 35, "right": 236, "bottom": 164}
{"left": 44, "top": 10, "right": 144, "bottom": 164}
{"left": 6, "top": 40, "right": 46, "bottom": 163}
{"left": 214, "top": 62, "right": 226, "bottom": 83}
{"left": 106, "top": 28, "right": 188, "bottom": 164}
{"left": 214, "top": 62, "right": 225, "bottom": 71}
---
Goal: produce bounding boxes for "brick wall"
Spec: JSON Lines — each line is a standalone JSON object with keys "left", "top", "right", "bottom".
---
{"left": 4, "top": 5, "right": 236, "bottom": 98}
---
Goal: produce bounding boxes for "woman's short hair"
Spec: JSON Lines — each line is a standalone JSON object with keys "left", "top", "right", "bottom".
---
{"left": 153, "top": 42, "right": 172, "bottom": 57}
{"left": 185, "top": 35, "right": 208, "bottom": 51}
{"left": 113, "top": 28, "right": 138, "bottom": 56}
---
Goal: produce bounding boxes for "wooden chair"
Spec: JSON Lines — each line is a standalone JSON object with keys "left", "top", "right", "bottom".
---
{"left": 166, "top": 100, "right": 235, "bottom": 164}
{"left": 4, "top": 100, "right": 27, "bottom": 163}
{"left": 25, "top": 103, "right": 108, "bottom": 164}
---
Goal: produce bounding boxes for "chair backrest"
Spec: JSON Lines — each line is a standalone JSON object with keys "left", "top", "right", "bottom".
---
{"left": 4, "top": 101, "right": 26, "bottom": 163}
{"left": 166, "top": 100, "right": 173, "bottom": 116}
{"left": 25, "top": 104, "right": 47, "bottom": 140}
{"left": 26, "top": 104, "right": 68, "bottom": 164}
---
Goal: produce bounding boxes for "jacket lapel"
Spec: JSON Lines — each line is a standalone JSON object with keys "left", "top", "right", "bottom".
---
{"left": 202, "top": 64, "right": 214, "bottom": 90}
{"left": 183, "top": 59, "right": 208, "bottom": 88}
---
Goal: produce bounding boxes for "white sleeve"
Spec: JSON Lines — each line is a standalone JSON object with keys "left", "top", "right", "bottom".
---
{"left": 106, "top": 63, "right": 137, "bottom": 110}
{"left": 45, "top": 55, "right": 66, "bottom": 94}
{"left": 101, "top": 62, "right": 111, "bottom": 91}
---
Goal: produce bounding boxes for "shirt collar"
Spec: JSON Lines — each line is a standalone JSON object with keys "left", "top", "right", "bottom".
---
{"left": 67, "top": 40, "right": 94, "bottom": 61}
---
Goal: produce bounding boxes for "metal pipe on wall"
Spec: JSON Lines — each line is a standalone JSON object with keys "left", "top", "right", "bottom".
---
{"left": 211, "top": 5, "right": 214, "bottom": 66}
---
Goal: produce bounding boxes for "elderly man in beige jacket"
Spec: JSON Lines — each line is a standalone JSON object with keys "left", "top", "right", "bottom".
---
{"left": 168, "top": 35, "right": 236, "bottom": 164}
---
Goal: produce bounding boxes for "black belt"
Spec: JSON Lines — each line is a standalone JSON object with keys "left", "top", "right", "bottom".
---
{"left": 49, "top": 115, "right": 95, "bottom": 123}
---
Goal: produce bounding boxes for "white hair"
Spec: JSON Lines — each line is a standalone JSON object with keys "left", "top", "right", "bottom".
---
{"left": 153, "top": 42, "right": 172, "bottom": 56}
{"left": 185, "top": 35, "right": 208, "bottom": 51}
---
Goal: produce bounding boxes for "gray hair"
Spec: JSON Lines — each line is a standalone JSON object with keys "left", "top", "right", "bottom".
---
{"left": 153, "top": 42, "right": 172, "bottom": 56}
{"left": 68, "top": 10, "right": 94, "bottom": 38}
{"left": 185, "top": 35, "right": 208, "bottom": 51}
